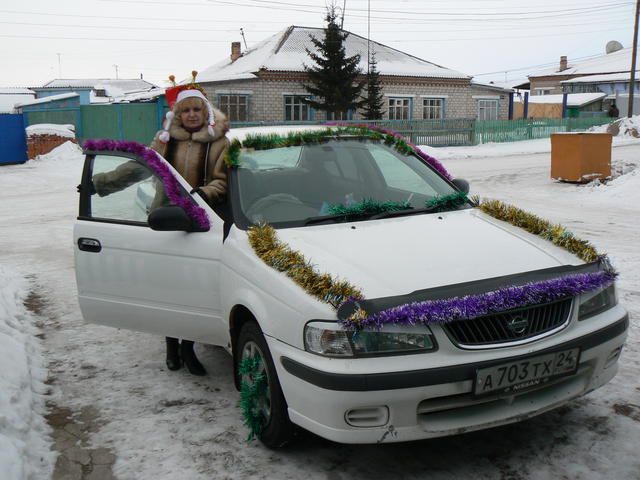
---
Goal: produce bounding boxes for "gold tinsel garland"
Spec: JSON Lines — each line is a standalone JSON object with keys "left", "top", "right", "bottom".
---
{"left": 247, "top": 224, "right": 363, "bottom": 308}
{"left": 478, "top": 199, "right": 603, "bottom": 263}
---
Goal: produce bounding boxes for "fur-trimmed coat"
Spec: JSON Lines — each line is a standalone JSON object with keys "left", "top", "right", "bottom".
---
{"left": 150, "top": 108, "right": 230, "bottom": 202}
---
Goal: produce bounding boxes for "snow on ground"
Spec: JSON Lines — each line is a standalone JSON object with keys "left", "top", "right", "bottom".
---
{"left": 0, "top": 263, "right": 55, "bottom": 478}
{"left": 0, "top": 136, "right": 639, "bottom": 480}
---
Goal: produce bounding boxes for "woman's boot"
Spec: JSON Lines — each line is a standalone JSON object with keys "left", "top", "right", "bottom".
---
{"left": 165, "top": 337, "right": 181, "bottom": 370}
{"left": 180, "top": 340, "right": 206, "bottom": 376}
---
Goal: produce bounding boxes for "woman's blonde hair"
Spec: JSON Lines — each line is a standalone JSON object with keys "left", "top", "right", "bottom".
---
{"left": 173, "top": 96, "right": 208, "bottom": 128}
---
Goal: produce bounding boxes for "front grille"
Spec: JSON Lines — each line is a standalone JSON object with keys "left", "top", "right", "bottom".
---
{"left": 443, "top": 298, "right": 573, "bottom": 347}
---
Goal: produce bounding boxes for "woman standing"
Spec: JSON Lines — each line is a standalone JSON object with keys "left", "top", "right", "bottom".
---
{"left": 151, "top": 80, "right": 230, "bottom": 376}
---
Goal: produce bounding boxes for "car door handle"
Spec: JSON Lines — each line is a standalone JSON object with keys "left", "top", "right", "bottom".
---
{"left": 78, "top": 237, "right": 102, "bottom": 253}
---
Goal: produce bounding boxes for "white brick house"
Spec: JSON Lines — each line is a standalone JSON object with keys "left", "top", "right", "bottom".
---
{"left": 197, "top": 26, "right": 512, "bottom": 123}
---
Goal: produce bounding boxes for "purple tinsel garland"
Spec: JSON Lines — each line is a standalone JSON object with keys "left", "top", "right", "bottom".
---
{"left": 340, "top": 270, "right": 616, "bottom": 330}
{"left": 325, "top": 123, "right": 453, "bottom": 180}
{"left": 83, "top": 139, "right": 210, "bottom": 230}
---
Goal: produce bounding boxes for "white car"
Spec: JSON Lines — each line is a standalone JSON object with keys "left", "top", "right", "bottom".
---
{"left": 74, "top": 128, "right": 628, "bottom": 448}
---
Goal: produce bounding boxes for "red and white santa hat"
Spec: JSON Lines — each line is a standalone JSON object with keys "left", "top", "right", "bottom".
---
{"left": 158, "top": 83, "right": 217, "bottom": 143}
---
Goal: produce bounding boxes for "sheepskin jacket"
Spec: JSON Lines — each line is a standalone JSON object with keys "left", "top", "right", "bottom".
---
{"left": 150, "top": 108, "right": 230, "bottom": 202}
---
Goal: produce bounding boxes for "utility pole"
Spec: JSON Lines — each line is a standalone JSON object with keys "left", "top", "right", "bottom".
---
{"left": 628, "top": 0, "right": 639, "bottom": 117}
{"left": 240, "top": 28, "right": 248, "bottom": 49}
{"left": 113, "top": 64, "right": 119, "bottom": 79}
{"left": 56, "top": 53, "right": 62, "bottom": 77}
{"left": 341, "top": 0, "right": 346, "bottom": 29}
{"left": 367, "top": 0, "right": 370, "bottom": 73}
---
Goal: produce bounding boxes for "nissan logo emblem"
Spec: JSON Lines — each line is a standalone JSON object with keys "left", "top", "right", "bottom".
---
{"left": 506, "top": 315, "right": 529, "bottom": 335}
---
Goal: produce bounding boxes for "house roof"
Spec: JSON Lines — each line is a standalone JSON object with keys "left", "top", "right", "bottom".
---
{"left": 36, "top": 78, "right": 157, "bottom": 91}
{"left": 197, "top": 26, "right": 471, "bottom": 83}
{"left": 561, "top": 71, "right": 639, "bottom": 84}
{"left": 517, "top": 92, "right": 606, "bottom": 107}
{"left": 15, "top": 92, "right": 79, "bottom": 108}
{"left": 470, "top": 80, "right": 513, "bottom": 93}
{"left": 530, "top": 47, "right": 634, "bottom": 78}
{"left": 0, "top": 88, "right": 35, "bottom": 95}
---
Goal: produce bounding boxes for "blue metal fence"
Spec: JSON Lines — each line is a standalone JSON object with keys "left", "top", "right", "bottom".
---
{"left": 0, "top": 114, "right": 27, "bottom": 164}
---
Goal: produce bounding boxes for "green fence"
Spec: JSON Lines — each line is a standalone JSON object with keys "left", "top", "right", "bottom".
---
{"left": 233, "top": 117, "right": 613, "bottom": 146}
{"left": 472, "top": 117, "right": 612, "bottom": 144}
{"left": 24, "top": 109, "right": 80, "bottom": 132}
{"left": 81, "top": 103, "right": 161, "bottom": 144}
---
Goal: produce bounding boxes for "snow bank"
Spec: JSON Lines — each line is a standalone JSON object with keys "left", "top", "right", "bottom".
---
{"left": 26, "top": 123, "right": 76, "bottom": 139}
{"left": 32, "top": 141, "right": 83, "bottom": 163}
{"left": 590, "top": 115, "right": 640, "bottom": 140}
{"left": 0, "top": 265, "right": 54, "bottom": 479}
{"left": 587, "top": 168, "right": 640, "bottom": 204}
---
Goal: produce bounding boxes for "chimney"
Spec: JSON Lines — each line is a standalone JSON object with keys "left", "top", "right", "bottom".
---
{"left": 230, "top": 42, "right": 242, "bottom": 62}
{"left": 559, "top": 56, "right": 568, "bottom": 72}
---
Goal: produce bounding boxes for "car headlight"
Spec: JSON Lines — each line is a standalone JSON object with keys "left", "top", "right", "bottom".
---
{"left": 304, "top": 321, "right": 437, "bottom": 357}
{"left": 578, "top": 284, "right": 617, "bottom": 320}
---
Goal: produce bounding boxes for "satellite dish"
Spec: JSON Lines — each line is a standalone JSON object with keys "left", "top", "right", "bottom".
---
{"left": 606, "top": 40, "right": 624, "bottom": 54}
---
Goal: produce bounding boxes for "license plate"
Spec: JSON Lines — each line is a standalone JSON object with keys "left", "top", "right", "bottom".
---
{"left": 474, "top": 348, "right": 580, "bottom": 397}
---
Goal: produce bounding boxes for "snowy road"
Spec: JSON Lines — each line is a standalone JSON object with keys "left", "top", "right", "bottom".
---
{"left": 1, "top": 140, "right": 639, "bottom": 480}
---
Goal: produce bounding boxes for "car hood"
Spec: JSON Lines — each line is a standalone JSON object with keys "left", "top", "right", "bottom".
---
{"left": 276, "top": 209, "right": 582, "bottom": 298}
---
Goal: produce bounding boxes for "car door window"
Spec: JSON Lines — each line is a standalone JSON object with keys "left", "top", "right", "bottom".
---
{"left": 90, "top": 154, "right": 168, "bottom": 223}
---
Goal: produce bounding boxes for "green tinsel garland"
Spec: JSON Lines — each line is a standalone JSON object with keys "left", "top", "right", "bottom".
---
{"left": 224, "top": 138, "right": 242, "bottom": 168}
{"left": 229, "top": 127, "right": 420, "bottom": 164}
{"left": 478, "top": 199, "right": 604, "bottom": 263}
{"left": 248, "top": 224, "right": 364, "bottom": 308}
{"left": 327, "top": 199, "right": 411, "bottom": 218}
{"left": 425, "top": 192, "right": 469, "bottom": 212}
{"left": 238, "top": 356, "right": 268, "bottom": 441}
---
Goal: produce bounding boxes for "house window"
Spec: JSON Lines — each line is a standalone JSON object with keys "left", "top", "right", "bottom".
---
{"left": 388, "top": 97, "right": 411, "bottom": 120}
{"left": 477, "top": 99, "right": 499, "bottom": 120}
{"left": 94, "top": 89, "right": 107, "bottom": 97}
{"left": 284, "top": 95, "right": 310, "bottom": 121}
{"left": 422, "top": 98, "right": 444, "bottom": 119}
{"left": 218, "top": 94, "right": 249, "bottom": 122}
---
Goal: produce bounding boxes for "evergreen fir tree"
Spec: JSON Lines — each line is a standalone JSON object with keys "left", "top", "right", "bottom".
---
{"left": 361, "top": 52, "right": 385, "bottom": 120}
{"left": 303, "top": 7, "right": 365, "bottom": 120}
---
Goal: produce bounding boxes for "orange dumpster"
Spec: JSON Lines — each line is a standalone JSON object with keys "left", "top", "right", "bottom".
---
{"left": 550, "top": 132, "right": 612, "bottom": 183}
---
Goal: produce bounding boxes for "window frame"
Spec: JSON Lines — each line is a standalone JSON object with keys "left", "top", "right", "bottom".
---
{"left": 388, "top": 97, "right": 412, "bottom": 120}
{"left": 476, "top": 99, "right": 499, "bottom": 120}
{"left": 217, "top": 93, "right": 250, "bottom": 122}
{"left": 79, "top": 152, "right": 195, "bottom": 227}
{"left": 422, "top": 97, "right": 445, "bottom": 120}
{"left": 283, "top": 95, "right": 312, "bottom": 121}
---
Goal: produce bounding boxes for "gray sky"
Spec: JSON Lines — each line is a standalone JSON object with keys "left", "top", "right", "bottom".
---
{"left": 1, "top": 0, "right": 636, "bottom": 88}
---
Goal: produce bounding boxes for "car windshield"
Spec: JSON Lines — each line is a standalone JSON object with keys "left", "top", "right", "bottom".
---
{"left": 234, "top": 138, "right": 464, "bottom": 227}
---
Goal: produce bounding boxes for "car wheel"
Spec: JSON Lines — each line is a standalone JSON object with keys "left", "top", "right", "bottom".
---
{"left": 236, "top": 321, "right": 295, "bottom": 448}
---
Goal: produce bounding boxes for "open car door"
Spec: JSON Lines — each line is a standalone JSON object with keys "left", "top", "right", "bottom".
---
{"left": 73, "top": 143, "right": 226, "bottom": 345}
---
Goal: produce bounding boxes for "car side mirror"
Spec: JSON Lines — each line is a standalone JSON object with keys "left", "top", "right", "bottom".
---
{"left": 148, "top": 205, "right": 200, "bottom": 232}
{"left": 451, "top": 178, "right": 470, "bottom": 195}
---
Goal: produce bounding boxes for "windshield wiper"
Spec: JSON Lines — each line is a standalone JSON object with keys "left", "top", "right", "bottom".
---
{"left": 367, "top": 206, "right": 436, "bottom": 220}
{"left": 302, "top": 213, "right": 359, "bottom": 225}
{"left": 302, "top": 206, "right": 416, "bottom": 225}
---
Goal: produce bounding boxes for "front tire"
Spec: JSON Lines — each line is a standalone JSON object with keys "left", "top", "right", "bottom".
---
{"left": 236, "top": 321, "right": 295, "bottom": 448}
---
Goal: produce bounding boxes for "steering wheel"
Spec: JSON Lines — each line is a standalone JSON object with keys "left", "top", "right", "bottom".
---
{"left": 246, "top": 193, "right": 315, "bottom": 222}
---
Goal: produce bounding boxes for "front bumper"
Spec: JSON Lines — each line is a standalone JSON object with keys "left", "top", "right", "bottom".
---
{"left": 268, "top": 310, "right": 628, "bottom": 444}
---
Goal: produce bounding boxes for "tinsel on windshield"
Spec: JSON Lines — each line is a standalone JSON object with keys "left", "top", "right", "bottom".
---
{"left": 224, "top": 138, "right": 242, "bottom": 168}
{"left": 425, "top": 192, "right": 469, "bottom": 212}
{"left": 224, "top": 125, "right": 454, "bottom": 180}
{"left": 327, "top": 199, "right": 411, "bottom": 218}
{"left": 248, "top": 224, "right": 364, "bottom": 308}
